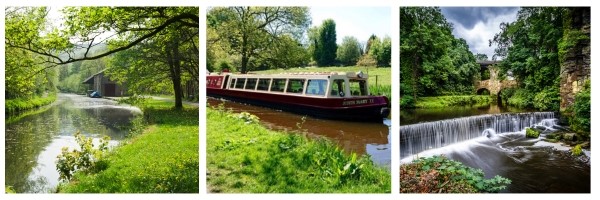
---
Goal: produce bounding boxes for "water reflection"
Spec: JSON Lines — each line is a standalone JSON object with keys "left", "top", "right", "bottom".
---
{"left": 5, "top": 94, "right": 140, "bottom": 193}
{"left": 208, "top": 97, "right": 391, "bottom": 167}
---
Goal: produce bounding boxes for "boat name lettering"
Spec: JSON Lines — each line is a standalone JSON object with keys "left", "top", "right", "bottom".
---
{"left": 342, "top": 99, "right": 373, "bottom": 106}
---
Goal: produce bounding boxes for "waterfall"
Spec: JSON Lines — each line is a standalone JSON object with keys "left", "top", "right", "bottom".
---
{"left": 400, "top": 112, "right": 557, "bottom": 159}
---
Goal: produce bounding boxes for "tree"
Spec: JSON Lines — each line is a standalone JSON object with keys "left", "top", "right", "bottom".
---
{"left": 369, "top": 36, "right": 392, "bottom": 67}
{"left": 474, "top": 53, "right": 488, "bottom": 62}
{"left": 5, "top": 7, "right": 58, "bottom": 98}
{"left": 207, "top": 7, "right": 310, "bottom": 73}
{"left": 336, "top": 36, "right": 361, "bottom": 66}
{"left": 365, "top": 34, "right": 377, "bottom": 55}
{"left": 490, "top": 7, "right": 565, "bottom": 110}
{"left": 6, "top": 7, "right": 200, "bottom": 109}
{"left": 310, "top": 19, "right": 337, "bottom": 66}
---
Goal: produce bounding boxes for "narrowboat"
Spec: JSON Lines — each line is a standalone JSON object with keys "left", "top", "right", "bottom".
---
{"left": 206, "top": 71, "right": 390, "bottom": 121}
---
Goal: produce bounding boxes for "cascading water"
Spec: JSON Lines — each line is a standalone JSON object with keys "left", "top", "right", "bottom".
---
{"left": 400, "top": 112, "right": 557, "bottom": 159}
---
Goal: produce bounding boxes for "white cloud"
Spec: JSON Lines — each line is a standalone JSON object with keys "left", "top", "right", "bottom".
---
{"left": 448, "top": 9, "right": 518, "bottom": 60}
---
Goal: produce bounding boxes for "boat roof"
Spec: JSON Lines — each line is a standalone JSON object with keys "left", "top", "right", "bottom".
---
{"left": 208, "top": 71, "right": 369, "bottom": 79}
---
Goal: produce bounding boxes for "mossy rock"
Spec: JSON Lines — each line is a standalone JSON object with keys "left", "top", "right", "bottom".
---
{"left": 571, "top": 144, "right": 583, "bottom": 156}
{"left": 525, "top": 128, "right": 540, "bottom": 138}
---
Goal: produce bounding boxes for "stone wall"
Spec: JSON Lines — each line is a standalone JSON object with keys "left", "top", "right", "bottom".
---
{"left": 560, "top": 8, "right": 591, "bottom": 111}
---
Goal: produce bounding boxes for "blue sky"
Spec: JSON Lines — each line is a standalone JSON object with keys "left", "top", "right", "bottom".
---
{"left": 310, "top": 7, "right": 391, "bottom": 45}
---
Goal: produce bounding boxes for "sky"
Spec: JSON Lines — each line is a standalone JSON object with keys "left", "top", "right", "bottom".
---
{"left": 440, "top": 7, "right": 519, "bottom": 60}
{"left": 310, "top": 7, "right": 391, "bottom": 45}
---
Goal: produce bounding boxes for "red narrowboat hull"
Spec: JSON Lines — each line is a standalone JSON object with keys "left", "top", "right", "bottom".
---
{"left": 207, "top": 88, "right": 390, "bottom": 122}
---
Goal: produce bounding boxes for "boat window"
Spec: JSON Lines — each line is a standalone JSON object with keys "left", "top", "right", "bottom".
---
{"left": 235, "top": 78, "right": 246, "bottom": 89}
{"left": 257, "top": 78, "right": 271, "bottom": 91}
{"left": 229, "top": 78, "right": 236, "bottom": 89}
{"left": 306, "top": 79, "right": 327, "bottom": 96}
{"left": 349, "top": 79, "right": 368, "bottom": 96}
{"left": 331, "top": 79, "right": 346, "bottom": 97}
{"left": 286, "top": 79, "right": 305, "bottom": 94}
{"left": 270, "top": 79, "right": 286, "bottom": 92}
{"left": 245, "top": 78, "right": 257, "bottom": 90}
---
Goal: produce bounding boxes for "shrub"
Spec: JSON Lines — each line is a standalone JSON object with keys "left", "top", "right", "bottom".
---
{"left": 56, "top": 132, "right": 110, "bottom": 182}
{"left": 400, "top": 95, "right": 415, "bottom": 108}
{"left": 401, "top": 156, "right": 511, "bottom": 193}
{"left": 507, "top": 89, "right": 532, "bottom": 108}
{"left": 533, "top": 87, "right": 559, "bottom": 111}
{"left": 356, "top": 54, "right": 377, "bottom": 67}
{"left": 570, "top": 80, "right": 590, "bottom": 135}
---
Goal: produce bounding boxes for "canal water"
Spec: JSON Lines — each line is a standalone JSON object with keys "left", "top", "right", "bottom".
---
{"left": 5, "top": 94, "right": 141, "bottom": 193}
{"left": 400, "top": 105, "right": 590, "bottom": 193}
{"left": 208, "top": 97, "right": 391, "bottom": 168}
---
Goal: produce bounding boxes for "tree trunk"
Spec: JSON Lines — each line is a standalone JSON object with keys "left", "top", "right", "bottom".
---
{"left": 166, "top": 38, "right": 184, "bottom": 110}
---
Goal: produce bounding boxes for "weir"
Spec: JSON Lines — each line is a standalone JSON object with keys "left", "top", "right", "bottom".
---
{"left": 400, "top": 112, "right": 557, "bottom": 159}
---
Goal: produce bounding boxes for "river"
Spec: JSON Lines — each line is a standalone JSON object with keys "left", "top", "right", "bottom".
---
{"left": 400, "top": 105, "right": 590, "bottom": 193}
{"left": 208, "top": 97, "right": 391, "bottom": 168}
{"left": 5, "top": 94, "right": 141, "bottom": 193}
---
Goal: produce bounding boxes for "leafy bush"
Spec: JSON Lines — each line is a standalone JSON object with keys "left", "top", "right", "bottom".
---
{"left": 400, "top": 95, "right": 416, "bottom": 108}
{"left": 401, "top": 156, "right": 511, "bottom": 193}
{"left": 525, "top": 128, "right": 540, "bottom": 138}
{"left": 570, "top": 81, "right": 591, "bottom": 135}
{"left": 356, "top": 54, "right": 378, "bottom": 67}
{"left": 56, "top": 132, "right": 110, "bottom": 182}
{"left": 532, "top": 87, "right": 559, "bottom": 111}
{"left": 507, "top": 89, "right": 533, "bottom": 108}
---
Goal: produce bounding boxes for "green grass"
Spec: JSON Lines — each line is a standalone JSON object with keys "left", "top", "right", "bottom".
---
{"left": 5, "top": 94, "right": 57, "bottom": 114}
{"left": 58, "top": 99, "right": 199, "bottom": 193}
{"left": 415, "top": 95, "right": 492, "bottom": 108}
{"left": 207, "top": 106, "right": 390, "bottom": 193}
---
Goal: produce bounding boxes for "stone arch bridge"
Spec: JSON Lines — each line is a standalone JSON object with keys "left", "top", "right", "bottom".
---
{"left": 475, "top": 61, "right": 517, "bottom": 95}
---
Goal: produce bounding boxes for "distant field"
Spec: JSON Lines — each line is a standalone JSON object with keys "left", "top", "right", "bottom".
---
{"left": 252, "top": 66, "right": 391, "bottom": 87}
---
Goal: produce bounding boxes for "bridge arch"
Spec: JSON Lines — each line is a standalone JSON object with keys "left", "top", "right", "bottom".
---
{"left": 476, "top": 88, "right": 490, "bottom": 95}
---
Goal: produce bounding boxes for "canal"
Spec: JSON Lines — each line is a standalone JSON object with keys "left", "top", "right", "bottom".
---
{"left": 400, "top": 105, "right": 590, "bottom": 193}
{"left": 5, "top": 94, "right": 141, "bottom": 193}
{"left": 208, "top": 97, "right": 391, "bottom": 168}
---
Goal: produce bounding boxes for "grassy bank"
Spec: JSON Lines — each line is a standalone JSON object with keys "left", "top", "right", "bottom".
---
{"left": 207, "top": 106, "right": 390, "bottom": 193}
{"left": 414, "top": 95, "right": 491, "bottom": 108}
{"left": 59, "top": 99, "right": 199, "bottom": 193}
{"left": 5, "top": 94, "right": 57, "bottom": 114}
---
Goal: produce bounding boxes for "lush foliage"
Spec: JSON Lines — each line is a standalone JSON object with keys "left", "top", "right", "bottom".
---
{"left": 207, "top": 107, "right": 390, "bottom": 193}
{"left": 5, "top": 93, "right": 57, "bottom": 114}
{"left": 400, "top": 7, "right": 480, "bottom": 108}
{"left": 400, "top": 156, "right": 511, "bottom": 193}
{"left": 569, "top": 81, "right": 591, "bottom": 136}
{"left": 56, "top": 132, "right": 110, "bottom": 182}
{"left": 490, "top": 8, "right": 589, "bottom": 111}
{"left": 310, "top": 19, "right": 338, "bottom": 66}
{"left": 336, "top": 36, "right": 361, "bottom": 66}
{"left": 207, "top": 7, "right": 310, "bottom": 73}
{"left": 368, "top": 36, "right": 392, "bottom": 67}
{"left": 5, "top": 7, "right": 59, "bottom": 99}
{"left": 59, "top": 99, "right": 199, "bottom": 193}
{"left": 412, "top": 95, "right": 491, "bottom": 109}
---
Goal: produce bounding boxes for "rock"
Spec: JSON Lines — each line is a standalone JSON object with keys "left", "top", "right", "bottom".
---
{"left": 534, "top": 126, "right": 547, "bottom": 132}
{"left": 526, "top": 128, "right": 540, "bottom": 138}
{"left": 579, "top": 141, "right": 590, "bottom": 149}
{"left": 564, "top": 133, "right": 577, "bottom": 141}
